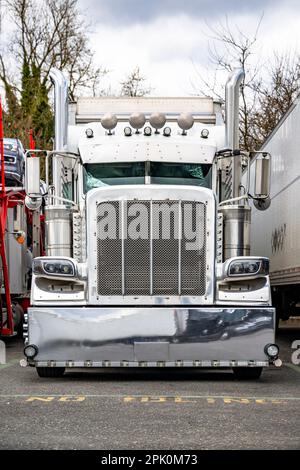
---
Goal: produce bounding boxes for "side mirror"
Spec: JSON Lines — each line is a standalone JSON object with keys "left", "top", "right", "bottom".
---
{"left": 26, "top": 157, "right": 41, "bottom": 195}
{"left": 254, "top": 155, "right": 270, "bottom": 198}
{"left": 25, "top": 157, "right": 42, "bottom": 210}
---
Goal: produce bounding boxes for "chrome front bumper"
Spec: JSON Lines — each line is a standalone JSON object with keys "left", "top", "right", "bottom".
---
{"left": 25, "top": 307, "right": 275, "bottom": 368}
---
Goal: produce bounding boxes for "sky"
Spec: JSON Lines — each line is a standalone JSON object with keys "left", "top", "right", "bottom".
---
{"left": 78, "top": 0, "right": 300, "bottom": 96}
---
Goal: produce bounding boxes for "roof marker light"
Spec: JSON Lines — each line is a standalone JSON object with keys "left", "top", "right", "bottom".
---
{"left": 124, "top": 127, "right": 132, "bottom": 137}
{"left": 85, "top": 128, "right": 94, "bottom": 138}
{"left": 201, "top": 128, "right": 209, "bottom": 139}
{"left": 163, "top": 126, "right": 171, "bottom": 137}
{"left": 144, "top": 126, "right": 152, "bottom": 136}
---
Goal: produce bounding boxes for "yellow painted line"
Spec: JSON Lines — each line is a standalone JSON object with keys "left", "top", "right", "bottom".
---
{"left": 285, "top": 363, "right": 300, "bottom": 374}
{"left": 0, "top": 395, "right": 293, "bottom": 404}
{"left": 26, "top": 397, "right": 56, "bottom": 402}
{"left": 223, "top": 398, "right": 251, "bottom": 404}
{"left": 122, "top": 396, "right": 291, "bottom": 404}
{"left": 0, "top": 394, "right": 299, "bottom": 406}
{"left": 207, "top": 397, "right": 216, "bottom": 404}
{"left": 0, "top": 393, "right": 299, "bottom": 400}
{"left": 26, "top": 396, "right": 86, "bottom": 402}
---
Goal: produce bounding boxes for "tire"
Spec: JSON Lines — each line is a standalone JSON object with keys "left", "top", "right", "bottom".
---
{"left": 12, "top": 303, "right": 24, "bottom": 330}
{"left": 14, "top": 304, "right": 25, "bottom": 338}
{"left": 36, "top": 367, "right": 65, "bottom": 378}
{"left": 232, "top": 367, "right": 263, "bottom": 380}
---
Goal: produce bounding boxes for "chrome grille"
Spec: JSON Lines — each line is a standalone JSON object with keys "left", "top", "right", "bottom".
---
{"left": 97, "top": 200, "right": 206, "bottom": 297}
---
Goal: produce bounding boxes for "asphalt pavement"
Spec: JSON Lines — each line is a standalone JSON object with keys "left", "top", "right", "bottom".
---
{"left": 0, "top": 325, "right": 299, "bottom": 450}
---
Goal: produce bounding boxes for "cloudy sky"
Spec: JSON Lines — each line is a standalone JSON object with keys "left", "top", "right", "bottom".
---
{"left": 78, "top": 0, "right": 300, "bottom": 96}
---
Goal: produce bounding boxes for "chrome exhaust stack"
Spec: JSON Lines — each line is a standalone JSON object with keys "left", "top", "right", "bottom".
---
{"left": 47, "top": 69, "right": 72, "bottom": 256}
{"left": 219, "top": 69, "right": 248, "bottom": 260}
{"left": 49, "top": 68, "right": 69, "bottom": 200}
{"left": 225, "top": 68, "right": 245, "bottom": 198}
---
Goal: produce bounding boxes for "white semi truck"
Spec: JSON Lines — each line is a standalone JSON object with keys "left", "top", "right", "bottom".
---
{"left": 22, "top": 68, "right": 280, "bottom": 379}
{"left": 250, "top": 94, "right": 300, "bottom": 323}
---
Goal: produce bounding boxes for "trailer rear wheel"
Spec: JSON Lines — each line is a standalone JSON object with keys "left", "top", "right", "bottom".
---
{"left": 232, "top": 367, "right": 262, "bottom": 380}
{"left": 36, "top": 367, "right": 65, "bottom": 378}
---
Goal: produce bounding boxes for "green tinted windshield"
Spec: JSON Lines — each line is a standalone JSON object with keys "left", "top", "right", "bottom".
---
{"left": 83, "top": 162, "right": 212, "bottom": 192}
{"left": 150, "top": 162, "right": 211, "bottom": 187}
{"left": 83, "top": 162, "right": 145, "bottom": 191}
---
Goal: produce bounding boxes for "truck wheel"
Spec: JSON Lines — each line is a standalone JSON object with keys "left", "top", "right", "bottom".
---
{"left": 13, "top": 304, "right": 25, "bottom": 338}
{"left": 232, "top": 367, "right": 262, "bottom": 380}
{"left": 12, "top": 303, "right": 24, "bottom": 331}
{"left": 36, "top": 367, "right": 65, "bottom": 378}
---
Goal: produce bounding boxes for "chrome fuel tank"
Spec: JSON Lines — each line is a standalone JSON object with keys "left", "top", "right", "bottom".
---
{"left": 219, "top": 205, "right": 251, "bottom": 260}
{"left": 45, "top": 205, "right": 72, "bottom": 257}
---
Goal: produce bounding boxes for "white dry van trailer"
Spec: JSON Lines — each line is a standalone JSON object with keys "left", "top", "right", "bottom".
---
{"left": 250, "top": 95, "right": 300, "bottom": 322}
{"left": 22, "top": 68, "right": 281, "bottom": 379}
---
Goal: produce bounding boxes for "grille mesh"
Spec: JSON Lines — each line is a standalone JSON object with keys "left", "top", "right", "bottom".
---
{"left": 125, "top": 201, "right": 150, "bottom": 295}
{"left": 181, "top": 201, "right": 206, "bottom": 295}
{"left": 97, "top": 201, "right": 122, "bottom": 295}
{"left": 152, "top": 201, "right": 179, "bottom": 295}
{"left": 97, "top": 200, "right": 206, "bottom": 297}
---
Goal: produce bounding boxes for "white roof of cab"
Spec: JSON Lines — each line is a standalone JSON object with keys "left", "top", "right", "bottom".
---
{"left": 71, "top": 121, "right": 225, "bottom": 165}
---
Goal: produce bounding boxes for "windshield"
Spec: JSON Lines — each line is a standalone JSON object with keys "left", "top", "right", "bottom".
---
{"left": 83, "top": 162, "right": 212, "bottom": 192}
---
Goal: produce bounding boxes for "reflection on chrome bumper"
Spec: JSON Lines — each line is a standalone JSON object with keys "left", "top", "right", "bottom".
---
{"left": 26, "top": 307, "right": 275, "bottom": 367}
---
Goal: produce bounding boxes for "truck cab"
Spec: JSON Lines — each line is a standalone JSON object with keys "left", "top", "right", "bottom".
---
{"left": 22, "top": 69, "right": 279, "bottom": 379}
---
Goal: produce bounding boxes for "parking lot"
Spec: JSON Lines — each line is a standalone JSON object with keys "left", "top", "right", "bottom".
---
{"left": 1, "top": 324, "right": 299, "bottom": 450}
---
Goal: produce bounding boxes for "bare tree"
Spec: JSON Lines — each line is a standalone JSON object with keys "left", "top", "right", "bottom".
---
{"left": 0, "top": 0, "right": 108, "bottom": 154}
{"left": 2, "top": 0, "right": 107, "bottom": 98}
{"left": 191, "top": 15, "right": 263, "bottom": 150}
{"left": 192, "top": 16, "right": 300, "bottom": 150}
{"left": 249, "top": 53, "right": 300, "bottom": 145}
{"left": 120, "top": 66, "right": 152, "bottom": 97}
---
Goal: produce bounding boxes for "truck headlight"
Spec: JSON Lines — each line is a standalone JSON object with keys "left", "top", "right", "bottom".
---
{"left": 33, "top": 258, "right": 76, "bottom": 278}
{"left": 228, "top": 258, "right": 269, "bottom": 277}
{"left": 218, "top": 257, "right": 269, "bottom": 281}
{"left": 44, "top": 261, "right": 74, "bottom": 275}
